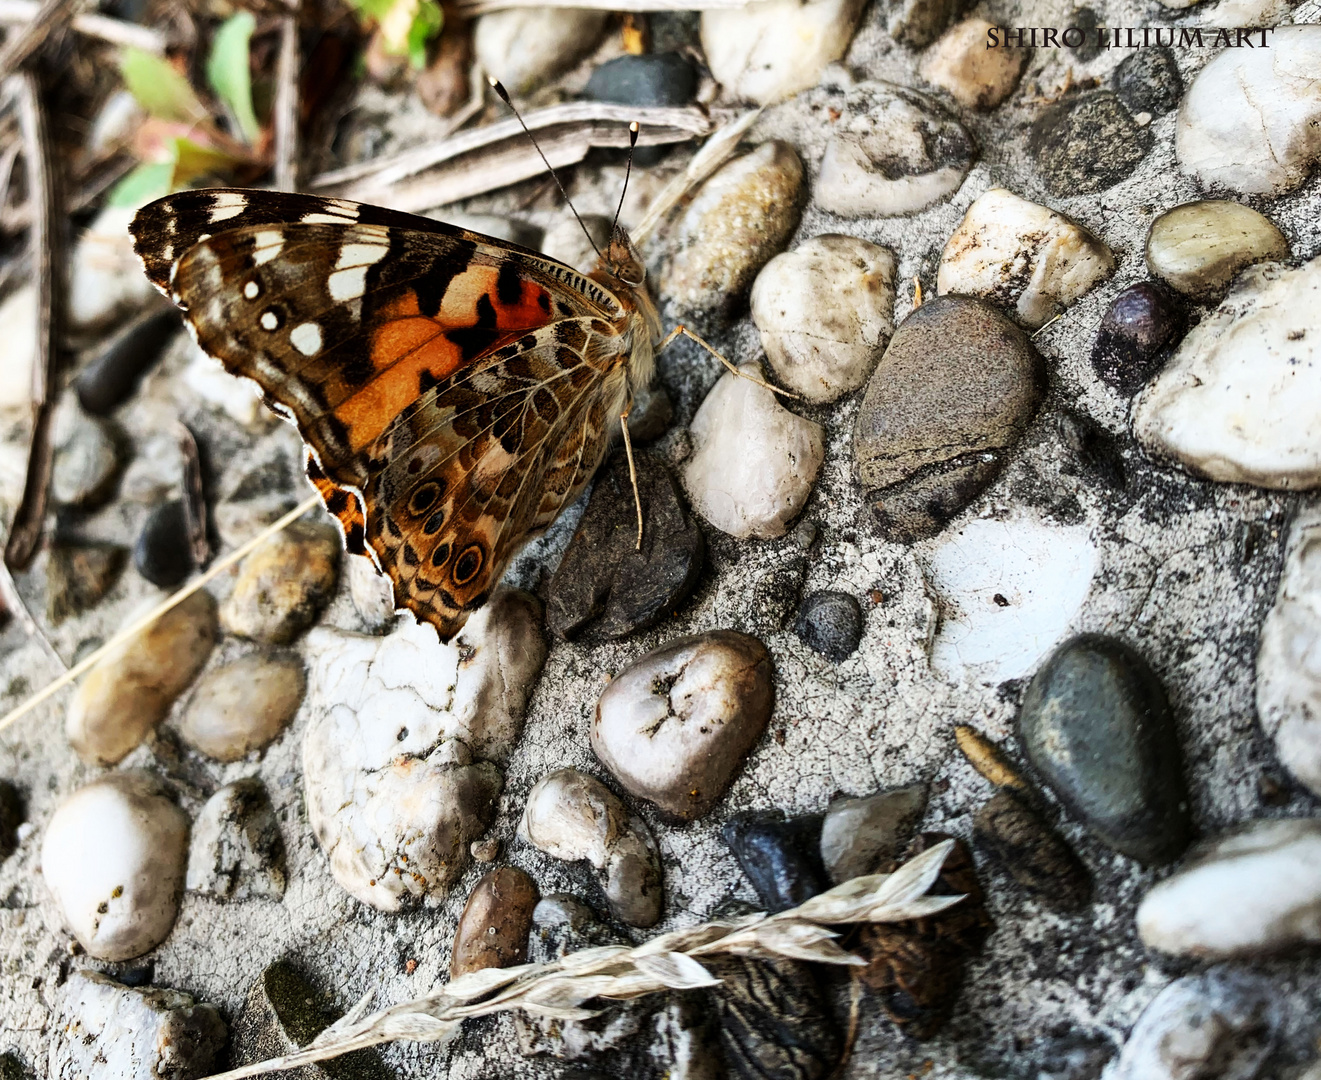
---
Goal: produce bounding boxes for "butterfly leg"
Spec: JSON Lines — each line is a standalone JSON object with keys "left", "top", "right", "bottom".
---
{"left": 619, "top": 401, "right": 644, "bottom": 551}
{"left": 657, "top": 325, "right": 800, "bottom": 400}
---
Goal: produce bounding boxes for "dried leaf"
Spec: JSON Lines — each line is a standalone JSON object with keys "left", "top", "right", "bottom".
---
{"left": 120, "top": 47, "right": 207, "bottom": 125}
{"left": 442, "top": 963, "right": 541, "bottom": 1003}
{"left": 515, "top": 1002, "right": 601, "bottom": 1021}
{"left": 207, "top": 12, "right": 260, "bottom": 144}
{"left": 864, "top": 893, "right": 968, "bottom": 923}
{"left": 558, "top": 944, "right": 633, "bottom": 971}
{"left": 631, "top": 952, "right": 721, "bottom": 991}
{"left": 868, "top": 838, "right": 956, "bottom": 910}
{"left": 752, "top": 921, "right": 867, "bottom": 967}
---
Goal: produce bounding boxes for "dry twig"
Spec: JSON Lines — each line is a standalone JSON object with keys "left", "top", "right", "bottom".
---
{"left": 0, "top": 0, "right": 167, "bottom": 52}
{"left": 272, "top": 0, "right": 300, "bottom": 191}
{"left": 0, "top": 0, "right": 71, "bottom": 82}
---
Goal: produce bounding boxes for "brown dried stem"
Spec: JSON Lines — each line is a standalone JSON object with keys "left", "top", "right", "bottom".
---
{"left": 0, "top": 0, "right": 166, "bottom": 52}
{"left": 0, "top": 0, "right": 71, "bottom": 82}
{"left": 272, "top": 0, "right": 300, "bottom": 192}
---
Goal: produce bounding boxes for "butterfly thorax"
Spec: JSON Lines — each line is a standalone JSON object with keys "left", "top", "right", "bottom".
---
{"left": 588, "top": 225, "right": 660, "bottom": 395}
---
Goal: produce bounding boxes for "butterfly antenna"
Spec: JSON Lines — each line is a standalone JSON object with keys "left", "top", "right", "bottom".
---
{"left": 488, "top": 76, "right": 603, "bottom": 261}
{"left": 611, "top": 122, "right": 640, "bottom": 237}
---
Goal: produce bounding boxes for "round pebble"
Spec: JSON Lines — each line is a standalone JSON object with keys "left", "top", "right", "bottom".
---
{"left": 178, "top": 653, "right": 306, "bottom": 762}
{"left": 973, "top": 790, "right": 1091, "bottom": 911}
{"left": 472, "top": 9, "right": 607, "bottom": 97}
{"left": 46, "top": 543, "right": 126, "bottom": 625}
{"left": 51, "top": 412, "right": 122, "bottom": 509}
{"left": 819, "top": 783, "right": 927, "bottom": 883}
{"left": 723, "top": 813, "right": 828, "bottom": 913}
{"left": 75, "top": 308, "right": 181, "bottom": 416}
{"left": 593, "top": 630, "right": 773, "bottom": 821}
{"left": 1089, "top": 282, "right": 1185, "bottom": 393}
{"left": 585, "top": 52, "right": 697, "bottom": 107}
{"left": 1018, "top": 633, "right": 1191, "bottom": 865}
{"left": 1146, "top": 200, "right": 1289, "bottom": 301}
{"left": 920, "top": 17, "right": 1028, "bottom": 110}
{"left": 133, "top": 500, "right": 194, "bottom": 589}
{"left": 219, "top": 520, "right": 340, "bottom": 644}
{"left": 450, "top": 867, "right": 538, "bottom": 978}
{"left": 1029, "top": 91, "right": 1151, "bottom": 196}
{"left": 750, "top": 235, "right": 896, "bottom": 403}
{"left": 41, "top": 771, "right": 189, "bottom": 961}
{"left": 1112, "top": 46, "right": 1182, "bottom": 118}
{"left": 794, "top": 591, "right": 863, "bottom": 662}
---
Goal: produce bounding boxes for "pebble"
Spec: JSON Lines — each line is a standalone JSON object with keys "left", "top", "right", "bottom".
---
{"left": 1089, "top": 282, "right": 1185, "bottom": 393}
{"left": 722, "top": 813, "right": 828, "bottom": 913}
{"left": 1109, "top": 970, "right": 1278, "bottom": 1080}
{"left": 472, "top": 9, "right": 607, "bottom": 97}
{"left": 519, "top": 768, "right": 663, "bottom": 927}
{"left": 186, "top": 778, "right": 287, "bottom": 902}
{"left": 1132, "top": 257, "right": 1321, "bottom": 490}
{"left": 1029, "top": 91, "right": 1151, "bottom": 196}
{"left": 41, "top": 772, "right": 189, "bottom": 961}
{"left": 183, "top": 346, "right": 266, "bottom": 427}
{"left": 449, "top": 866, "right": 538, "bottom": 977}
{"left": 347, "top": 554, "right": 397, "bottom": 632}
{"left": 302, "top": 588, "right": 544, "bottom": 910}
{"left": 750, "top": 235, "right": 896, "bottom": 402}
{"left": 794, "top": 591, "right": 864, "bottom": 662}
{"left": 663, "top": 141, "right": 803, "bottom": 317}
{"left": 1137, "top": 818, "right": 1321, "bottom": 958}
{"left": 471, "top": 836, "right": 500, "bottom": 863}
{"left": 526, "top": 893, "right": 622, "bottom": 966}
{"left": 75, "top": 308, "right": 180, "bottom": 416}
{"left": 541, "top": 213, "right": 611, "bottom": 276}
{"left": 49, "top": 971, "right": 227, "bottom": 1080}
{"left": 133, "top": 500, "right": 194, "bottom": 589}
{"left": 1018, "top": 633, "right": 1191, "bottom": 865}
{"left": 46, "top": 543, "right": 126, "bottom": 625}
{"left": 937, "top": 188, "right": 1115, "bottom": 329}
{"left": 623, "top": 380, "right": 673, "bottom": 444}
{"left": 593, "top": 630, "right": 773, "bottom": 821}
{"left": 1033, "top": 1032, "right": 1114, "bottom": 1080}
{"left": 68, "top": 206, "right": 161, "bottom": 331}
{"left": 814, "top": 83, "right": 975, "bottom": 218}
{"left": 1176, "top": 24, "right": 1321, "bottom": 197}
{"left": 66, "top": 589, "right": 218, "bottom": 766}
{"left": 819, "top": 782, "right": 927, "bottom": 883}
{"left": 51, "top": 410, "right": 122, "bottom": 509}
{"left": 701, "top": 0, "right": 864, "bottom": 105}
{"left": 851, "top": 296, "right": 1044, "bottom": 542}
{"left": 0, "top": 1054, "right": 26, "bottom": 1080}
{"left": 973, "top": 790, "right": 1091, "bottom": 911}
{"left": 703, "top": 957, "right": 841, "bottom": 1080}
{"left": 683, "top": 364, "right": 824, "bottom": 539}
{"left": 0, "top": 779, "right": 22, "bottom": 862}
{"left": 546, "top": 452, "right": 703, "bottom": 640}
{"left": 920, "top": 17, "right": 1028, "bottom": 110}
{"left": 1148, "top": 199, "right": 1291, "bottom": 301}
{"left": 219, "top": 521, "right": 340, "bottom": 644}
{"left": 177, "top": 653, "right": 305, "bottom": 761}
{"left": 1257, "top": 509, "right": 1321, "bottom": 796}
{"left": 0, "top": 286, "right": 37, "bottom": 411}
{"left": 1112, "top": 46, "right": 1182, "bottom": 118}
{"left": 885, "top": 0, "right": 965, "bottom": 47}
{"left": 585, "top": 52, "right": 697, "bottom": 107}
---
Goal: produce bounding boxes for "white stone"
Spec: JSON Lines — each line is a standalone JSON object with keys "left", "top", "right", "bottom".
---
{"left": 0, "top": 285, "right": 37, "bottom": 411}
{"left": 920, "top": 18, "right": 1029, "bottom": 110}
{"left": 937, "top": 188, "right": 1115, "bottom": 329}
{"left": 1137, "top": 818, "right": 1321, "bottom": 959}
{"left": 541, "top": 214, "right": 611, "bottom": 275}
{"left": 1258, "top": 509, "right": 1321, "bottom": 796}
{"left": 302, "top": 588, "right": 546, "bottom": 911}
{"left": 183, "top": 343, "right": 266, "bottom": 427}
{"left": 186, "top": 779, "right": 286, "bottom": 902}
{"left": 41, "top": 772, "right": 189, "bottom": 961}
{"left": 347, "top": 552, "right": 398, "bottom": 631}
{"left": 519, "top": 768, "right": 663, "bottom": 927}
{"left": 750, "top": 235, "right": 897, "bottom": 404}
{"left": 177, "top": 653, "right": 306, "bottom": 762}
{"left": 473, "top": 9, "right": 608, "bottom": 97}
{"left": 682, "top": 364, "right": 825, "bottom": 539}
{"left": 1176, "top": 25, "right": 1321, "bottom": 197}
{"left": 701, "top": 0, "right": 865, "bottom": 106}
{"left": 1203, "top": 0, "right": 1301, "bottom": 25}
{"left": 49, "top": 971, "right": 227, "bottom": 1080}
{"left": 816, "top": 82, "right": 975, "bottom": 218}
{"left": 1132, "top": 257, "right": 1321, "bottom": 489}
{"left": 924, "top": 514, "right": 1098, "bottom": 684}
{"left": 68, "top": 207, "right": 161, "bottom": 331}
{"left": 1110, "top": 969, "right": 1278, "bottom": 1080}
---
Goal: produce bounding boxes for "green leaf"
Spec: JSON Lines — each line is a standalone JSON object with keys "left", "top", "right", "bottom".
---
{"left": 407, "top": 1, "right": 443, "bottom": 69}
{"left": 106, "top": 161, "right": 174, "bottom": 207}
{"left": 170, "top": 136, "right": 248, "bottom": 185}
{"left": 206, "top": 11, "right": 260, "bottom": 144}
{"left": 120, "top": 47, "right": 207, "bottom": 124}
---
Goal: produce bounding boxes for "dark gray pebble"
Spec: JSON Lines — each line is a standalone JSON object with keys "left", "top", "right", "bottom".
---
{"left": 1113, "top": 46, "right": 1182, "bottom": 117}
{"left": 76, "top": 308, "right": 181, "bottom": 416}
{"left": 1068, "top": 8, "right": 1104, "bottom": 62}
{"left": 1018, "top": 633, "right": 1191, "bottom": 865}
{"left": 1056, "top": 412, "right": 1126, "bottom": 491}
{"left": 586, "top": 52, "right": 697, "bottom": 107}
{"left": 794, "top": 591, "right": 863, "bottom": 662}
{"left": 1031, "top": 1030, "right": 1115, "bottom": 1080}
{"left": 1090, "top": 281, "right": 1184, "bottom": 393}
{"left": 722, "top": 813, "right": 827, "bottom": 913}
{"left": 0, "top": 780, "right": 23, "bottom": 862}
{"left": 134, "top": 500, "right": 194, "bottom": 588}
{"left": 0, "top": 1053, "right": 31, "bottom": 1080}
{"left": 47, "top": 543, "right": 127, "bottom": 624}
{"left": 973, "top": 790, "right": 1091, "bottom": 911}
{"left": 1029, "top": 91, "right": 1151, "bottom": 196}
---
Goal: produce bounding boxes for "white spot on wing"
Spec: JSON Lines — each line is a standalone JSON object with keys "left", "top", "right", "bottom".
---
{"left": 252, "top": 231, "right": 284, "bottom": 265}
{"left": 328, "top": 266, "right": 369, "bottom": 302}
{"left": 207, "top": 192, "right": 247, "bottom": 223}
{"left": 301, "top": 212, "right": 356, "bottom": 225}
{"left": 243, "top": 280, "right": 260, "bottom": 299}
{"left": 260, "top": 311, "right": 279, "bottom": 330}
{"left": 291, "top": 322, "right": 322, "bottom": 356}
{"left": 336, "top": 243, "right": 389, "bottom": 269}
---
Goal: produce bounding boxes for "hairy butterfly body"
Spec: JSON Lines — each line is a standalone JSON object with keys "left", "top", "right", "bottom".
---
{"left": 131, "top": 188, "right": 661, "bottom": 641}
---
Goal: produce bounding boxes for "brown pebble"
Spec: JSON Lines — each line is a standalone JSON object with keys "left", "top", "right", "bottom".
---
{"left": 973, "top": 790, "right": 1091, "bottom": 911}
{"left": 954, "top": 724, "right": 1028, "bottom": 791}
{"left": 450, "top": 867, "right": 539, "bottom": 978}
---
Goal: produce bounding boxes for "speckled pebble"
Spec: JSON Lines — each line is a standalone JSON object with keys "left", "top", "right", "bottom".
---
{"left": 1089, "top": 282, "right": 1185, "bottom": 393}
{"left": 177, "top": 653, "right": 305, "bottom": 762}
{"left": 921, "top": 17, "right": 1029, "bottom": 110}
{"left": 220, "top": 521, "right": 340, "bottom": 644}
{"left": 723, "top": 813, "right": 828, "bottom": 913}
{"left": 133, "top": 500, "right": 194, "bottom": 589}
{"left": 450, "top": 866, "right": 538, "bottom": 977}
{"left": 186, "top": 778, "right": 287, "bottom": 902}
{"left": 46, "top": 543, "right": 126, "bottom": 625}
{"left": 1112, "top": 46, "right": 1182, "bottom": 117}
{"left": 1146, "top": 200, "right": 1289, "bottom": 301}
{"left": 794, "top": 591, "right": 864, "bottom": 662}
{"left": 1029, "top": 91, "right": 1150, "bottom": 196}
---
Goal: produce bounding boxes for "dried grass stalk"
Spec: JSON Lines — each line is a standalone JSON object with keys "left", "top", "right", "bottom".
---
{"left": 200, "top": 840, "right": 963, "bottom": 1080}
{"left": 0, "top": 0, "right": 167, "bottom": 52}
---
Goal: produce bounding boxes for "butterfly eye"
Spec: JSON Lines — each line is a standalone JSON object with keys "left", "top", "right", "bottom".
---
{"left": 454, "top": 545, "right": 483, "bottom": 584}
{"left": 430, "top": 543, "right": 450, "bottom": 568}
{"left": 408, "top": 481, "right": 441, "bottom": 516}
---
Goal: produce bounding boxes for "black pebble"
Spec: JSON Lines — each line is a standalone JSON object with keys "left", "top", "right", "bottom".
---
{"left": 722, "top": 813, "right": 827, "bottom": 913}
{"left": 0, "top": 780, "right": 24, "bottom": 862}
{"left": 1090, "top": 281, "right": 1185, "bottom": 393}
{"left": 134, "top": 500, "right": 195, "bottom": 588}
{"left": 1029, "top": 91, "right": 1151, "bottom": 196}
{"left": 76, "top": 308, "right": 181, "bottom": 416}
{"left": 586, "top": 52, "right": 698, "bottom": 108}
{"left": 0, "top": 1053, "right": 32, "bottom": 1080}
{"left": 1113, "top": 46, "right": 1182, "bottom": 117}
{"left": 794, "top": 591, "right": 863, "bottom": 662}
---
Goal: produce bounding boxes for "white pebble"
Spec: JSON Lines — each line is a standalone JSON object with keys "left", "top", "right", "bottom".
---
{"left": 473, "top": 9, "right": 607, "bottom": 97}
{"left": 68, "top": 207, "right": 161, "bottom": 331}
{"left": 920, "top": 18, "right": 1028, "bottom": 110}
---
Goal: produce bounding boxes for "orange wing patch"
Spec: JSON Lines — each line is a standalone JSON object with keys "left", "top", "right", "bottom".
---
{"left": 306, "top": 453, "right": 368, "bottom": 556}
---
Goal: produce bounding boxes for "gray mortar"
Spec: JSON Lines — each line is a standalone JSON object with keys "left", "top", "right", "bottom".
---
{"left": 4, "top": 1, "right": 1321, "bottom": 1077}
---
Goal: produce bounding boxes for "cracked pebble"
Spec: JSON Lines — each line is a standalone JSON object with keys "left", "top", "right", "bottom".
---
{"left": 178, "top": 652, "right": 305, "bottom": 761}
{"left": 220, "top": 520, "right": 340, "bottom": 645}
{"left": 186, "top": 778, "right": 287, "bottom": 902}
{"left": 449, "top": 866, "right": 538, "bottom": 977}
{"left": 593, "top": 630, "right": 773, "bottom": 820}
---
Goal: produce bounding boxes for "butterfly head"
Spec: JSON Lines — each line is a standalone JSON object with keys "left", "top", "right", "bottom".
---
{"left": 598, "top": 225, "right": 646, "bottom": 289}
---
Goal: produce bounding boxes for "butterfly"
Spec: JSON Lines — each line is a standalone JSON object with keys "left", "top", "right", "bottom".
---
{"left": 129, "top": 187, "right": 663, "bottom": 641}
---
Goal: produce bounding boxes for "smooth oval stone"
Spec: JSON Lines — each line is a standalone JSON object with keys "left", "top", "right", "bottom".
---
{"left": 920, "top": 17, "right": 1028, "bottom": 110}
{"left": 722, "top": 813, "right": 827, "bottom": 913}
{"left": 178, "top": 653, "right": 306, "bottom": 761}
{"left": 76, "top": 308, "right": 181, "bottom": 416}
{"left": 585, "top": 52, "right": 697, "bottom": 107}
{"left": 450, "top": 866, "right": 538, "bottom": 977}
{"left": 472, "top": 9, "right": 607, "bottom": 96}
{"left": 819, "top": 782, "right": 927, "bottom": 883}
{"left": 851, "top": 295, "right": 1044, "bottom": 542}
{"left": 220, "top": 521, "right": 340, "bottom": 644}
{"left": 51, "top": 413, "right": 123, "bottom": 509}
{"left": 794, "top": 591, "right": 863, "bottom": 662}
{"left": 1146, "top": 200, "right": 1289, "bottom": 301}
{"left": 1029, "top": 91, "right": 1151, "bottom": 196}
{"left": 1089, "top": 282, "right": 1185, "bottom": 393}
{"left": 1113, "top": 46, "right": 1182, "bottom": 117}
{"left": 1018, "top": 633, "right": 1191, "bottom": 865}
{"left": 133, "top": 500, "right": 194, "bottom": 588}
{"left": 973, "top": 790, "right": 1091, "bottom": 911}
